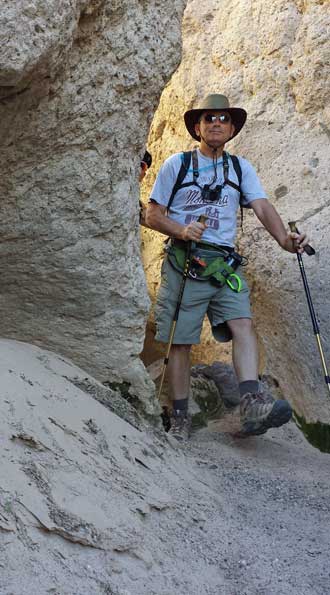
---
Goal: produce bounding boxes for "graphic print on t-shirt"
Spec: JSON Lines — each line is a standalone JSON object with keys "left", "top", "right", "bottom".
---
{"left": 149, "top": 150, "right": 268, "bottom": 247}
{"left": 182, "top": 172, "right": 229, "bottom": 230}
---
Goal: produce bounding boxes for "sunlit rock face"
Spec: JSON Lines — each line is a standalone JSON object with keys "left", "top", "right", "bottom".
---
{"left": 0, "top": 0, "right": 187, "bottom": 414}
{"left": 141, "top": 0, "right": 330, "bottom": 422}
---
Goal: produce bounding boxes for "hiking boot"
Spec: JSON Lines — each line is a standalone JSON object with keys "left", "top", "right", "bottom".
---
{"left": 239, "top": 391, "right": 292, "bottom": 436}
{"left": 167, "top": 410, "right": 191, "bottom": 443}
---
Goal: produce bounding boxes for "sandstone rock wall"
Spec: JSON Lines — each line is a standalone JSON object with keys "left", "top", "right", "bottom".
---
{"left": 141, "top": 0, "right": 330, "bottom": 422}
{"left": 0, "top": 0, "right": 187, "bottom": 413}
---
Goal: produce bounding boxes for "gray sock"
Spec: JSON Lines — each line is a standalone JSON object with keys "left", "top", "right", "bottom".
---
{"left": 239, "top": 380, "right": 259, "bottom": 397}
{"left": 173, "top": 398, "right": 188, "bottom": 415}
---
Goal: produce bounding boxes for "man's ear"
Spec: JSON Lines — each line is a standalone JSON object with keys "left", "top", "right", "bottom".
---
{"left": 230, "top": 123, "right": 236, "bottom": 139}
{"left": 194, "top": 121, "right": 201, "bottom": 139}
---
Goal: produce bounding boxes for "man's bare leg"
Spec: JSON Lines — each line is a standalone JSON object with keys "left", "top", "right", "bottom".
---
{"left": 167, "top": 343, "right": 192, "bottom": 407}
{"left": 165, "top": 344, "right": 192, "bottom": 441}
{"left": 227, "top": 318, "right": 258, "bottom": 384}
{"left": 227, "top": 317, "right": 292, "bottom": 434}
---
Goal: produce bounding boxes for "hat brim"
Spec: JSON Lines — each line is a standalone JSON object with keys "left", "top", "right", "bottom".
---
{"left": 184, "top": 107, "right": 247, "bottom": 141}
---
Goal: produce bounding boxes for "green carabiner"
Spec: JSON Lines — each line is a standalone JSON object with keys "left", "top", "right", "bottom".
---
{"left": 226, "top": 273, "right": 242, "bottom": 293}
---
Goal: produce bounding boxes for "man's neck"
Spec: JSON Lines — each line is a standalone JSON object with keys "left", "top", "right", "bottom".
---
{"left": 198, "top": 141, "right": 225, "bottom": 159}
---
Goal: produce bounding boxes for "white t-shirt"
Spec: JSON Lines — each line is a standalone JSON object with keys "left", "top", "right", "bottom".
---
{"left": 150, "top": 149, "right": 267, "bottom": 247}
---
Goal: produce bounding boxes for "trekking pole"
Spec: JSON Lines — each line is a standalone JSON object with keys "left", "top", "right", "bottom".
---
{"left": 157, "top": 215, "right": 208, "bottom": 402}
{"left": 288, "top": 221, "right": 330, "bottom": 396}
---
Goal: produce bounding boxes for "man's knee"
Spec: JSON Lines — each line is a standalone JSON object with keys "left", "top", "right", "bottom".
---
{"left": 227, "top": 318, "right": 254, "bottom": 338}
{"left": 170, "top": 344, "right": 192, "bottom": 354}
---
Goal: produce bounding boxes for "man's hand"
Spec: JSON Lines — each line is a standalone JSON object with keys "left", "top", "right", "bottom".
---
{"left": 281, "top": 230, "right": 310, "bottom": 254}
{"left": 180, "top": 220, "right": 207, "bottom": 242}
{"left": 145, "top": 202, "right": 208, "bottom": 241}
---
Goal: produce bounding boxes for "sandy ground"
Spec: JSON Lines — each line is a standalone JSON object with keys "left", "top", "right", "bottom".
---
{"left": 0, "top": 339, "right": 329, "bottom": 595}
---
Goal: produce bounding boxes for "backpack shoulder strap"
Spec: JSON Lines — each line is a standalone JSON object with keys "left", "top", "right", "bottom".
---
{"left": 230, "top": 154, "right": 242, "bottom": 188}
{"left": 226, "top": 153, "right": 248, "bottom": 229}
{"left": 167, "top": 151, "right": 192, "bottom": 212}
{"left": 226, "top": 153, "right": 250, "bottom": 208}
{"left": 224, "top": 153, "right": 241, "bottom": 192}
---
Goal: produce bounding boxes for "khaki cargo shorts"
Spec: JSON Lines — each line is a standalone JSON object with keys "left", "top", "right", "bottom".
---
{"left": 155, "top": 257, "right": 251, "bottom": 344}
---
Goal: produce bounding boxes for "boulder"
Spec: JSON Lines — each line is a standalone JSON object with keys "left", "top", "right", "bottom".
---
{"left": 0, "top": 0, "right": 187, "bottom": 414}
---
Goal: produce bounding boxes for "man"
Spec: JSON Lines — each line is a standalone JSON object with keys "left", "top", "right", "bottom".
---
{"left": 140, "top": 150, "right": 152, "bottom": 183}
{"left": 139, "top": 150, "right": 152, "bottom": 225}
{"left": 145, "top": 94, "right": 309, "bottom": 441}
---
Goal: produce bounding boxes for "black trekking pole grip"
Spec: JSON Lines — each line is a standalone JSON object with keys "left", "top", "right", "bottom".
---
{"left": 288, "top": 221, "right": 330, "bottom": 395}
{"left": 288, "top": 221, "right": 315, "bottom": 256}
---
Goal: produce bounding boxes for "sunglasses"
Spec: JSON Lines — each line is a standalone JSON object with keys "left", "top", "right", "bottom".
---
{"left": 202, "top": 113, "right": 231, "bottom": 124}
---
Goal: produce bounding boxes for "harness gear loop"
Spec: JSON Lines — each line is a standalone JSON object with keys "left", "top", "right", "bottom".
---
{"left": 225, "top": 273, "right": 242, "bottom": 292}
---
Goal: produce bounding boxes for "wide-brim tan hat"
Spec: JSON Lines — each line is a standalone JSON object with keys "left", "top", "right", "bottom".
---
{"left": 184, "top": 94, "right": 247, "bottom": 141}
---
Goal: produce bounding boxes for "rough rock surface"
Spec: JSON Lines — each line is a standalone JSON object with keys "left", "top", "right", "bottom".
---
{"left": 141, "top": 0, "right": 330, "bottom": 422}
{"left": 1, "top": 339, "right": 330, "bottom": 595}
{"left": 0, "top": 0, "right": 186, "bottom": 413}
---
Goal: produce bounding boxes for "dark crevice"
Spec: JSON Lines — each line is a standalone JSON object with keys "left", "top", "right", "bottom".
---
{"left": 0, "top": 84, "right": 31, "bottom": 103}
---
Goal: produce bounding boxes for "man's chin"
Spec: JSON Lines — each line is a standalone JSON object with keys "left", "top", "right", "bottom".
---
{"left": 207, "top": 139, "right": 225, "bottom": 148}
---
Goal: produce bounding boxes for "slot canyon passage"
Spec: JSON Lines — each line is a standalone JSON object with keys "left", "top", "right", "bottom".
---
{"left": 1, "top": 1, "right": 330, "bottom": 594}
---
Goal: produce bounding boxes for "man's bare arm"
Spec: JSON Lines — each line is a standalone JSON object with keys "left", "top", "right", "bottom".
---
{"left": 251, "top": 198, "right": 309, "bottom": 254}
{"left": 145, "top": 202, "right": 207, "bottom": 242}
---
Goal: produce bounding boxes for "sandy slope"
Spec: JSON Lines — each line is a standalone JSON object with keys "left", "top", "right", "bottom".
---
{"left": 0, "top": 339, "right": 329, "bottom": 595}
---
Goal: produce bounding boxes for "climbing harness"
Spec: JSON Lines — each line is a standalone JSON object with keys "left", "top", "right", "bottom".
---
{"left": 166, "top": 240, "right": 246, "bottom": 293}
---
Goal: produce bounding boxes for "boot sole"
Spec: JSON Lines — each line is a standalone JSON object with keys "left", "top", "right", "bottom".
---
{"left": 238, "top": 400, "right": 292, "bottom": 437}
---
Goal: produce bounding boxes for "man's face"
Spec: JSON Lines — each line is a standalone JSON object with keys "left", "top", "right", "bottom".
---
{"left": 139, "top": 161, "right": 148, "bottom": 182}
{"left": 194, "top": 111, "right": 235, "bottom": 146}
